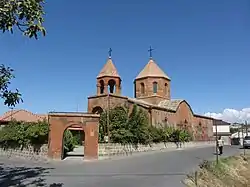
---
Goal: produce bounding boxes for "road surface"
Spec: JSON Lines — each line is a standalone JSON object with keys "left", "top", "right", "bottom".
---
{"left": 0, "top": 145, "right": 245, "bottom": 187}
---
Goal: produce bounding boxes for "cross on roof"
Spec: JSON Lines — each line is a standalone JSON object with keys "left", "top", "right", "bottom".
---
{"left": 108, "top": 48, "right": 112, "bottom": 58}
{"left": 148, "top": 46, "right": 154, "bottom": 58}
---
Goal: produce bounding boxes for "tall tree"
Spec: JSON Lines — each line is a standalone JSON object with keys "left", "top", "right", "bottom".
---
{"left": 0, "top": 0, "right": 46, "bottom": 107}
{"left": 0, "top": 0, "right": 46, "bottom": 39}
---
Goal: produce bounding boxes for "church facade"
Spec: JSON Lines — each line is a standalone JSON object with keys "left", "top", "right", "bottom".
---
{"left": 88, "top": 54, "right": 214, "bottom": 141}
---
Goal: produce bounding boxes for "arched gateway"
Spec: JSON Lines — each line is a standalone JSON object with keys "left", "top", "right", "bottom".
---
{"left": 48, "top": 112, "right": 99, "bottom": 160}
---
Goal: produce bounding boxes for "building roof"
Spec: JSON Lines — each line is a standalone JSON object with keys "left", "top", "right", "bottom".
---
{"left": 158, "top": 99, "right": 184, "bottom": 111}
{"left": 136, "top": 59, "right": 170, "bottom": 80}
{"left": 0, "top": 109, "right": 47, "bottom": 122}
{"left": 97, "top": 57, "right": 120, "bottom": 78}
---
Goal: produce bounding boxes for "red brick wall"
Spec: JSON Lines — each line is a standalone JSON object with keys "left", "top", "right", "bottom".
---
{"left": 134, "top": 77, "right": 171, "bottom": 101}
{"left": 87, "top": 94, "right": 213, "bottom": 141}
{"left": 88, "top": 94, "right": 128, "bottom": 113}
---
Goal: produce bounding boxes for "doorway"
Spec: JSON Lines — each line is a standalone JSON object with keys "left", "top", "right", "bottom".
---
{"left": 62, "top": 126, "right": 85, "bottom": 160}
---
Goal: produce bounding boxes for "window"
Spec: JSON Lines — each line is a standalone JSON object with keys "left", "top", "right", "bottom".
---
{"left": 164, "top": 83, "right": 168, "bottom": 95}
{"left": 140, "top": 83, "right": 145, "bottom": 94}
{"left": 108, "top": 79, "right": 116, "bottom": 93}
{"left": 245, "top": 136, "right": 250, "bottom": 140}
{"left": 153, "top": 82, "right": 157, "bottom": 94}
{"left": 100, "top": 80, "right": 104, "bottom": 94}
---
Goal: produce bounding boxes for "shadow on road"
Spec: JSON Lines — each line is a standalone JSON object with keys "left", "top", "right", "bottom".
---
{"left": 0, "top": 163, "right": 63, "bottom": 187}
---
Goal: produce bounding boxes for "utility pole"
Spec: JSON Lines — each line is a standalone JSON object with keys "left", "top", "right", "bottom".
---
{"left": 242, "top": 123, "right": 245, "bottom": 155}
{"left": 245, "top": 121, "right": 248, "bottom": 136}
{"left": 106, "top": 93, "right": 110, "bottom": 143}
{"left": 215, "top": 120, "right": 219, "bottom": 164}
{"left": 238, "top": 125, "right": 240, "bottom": 143}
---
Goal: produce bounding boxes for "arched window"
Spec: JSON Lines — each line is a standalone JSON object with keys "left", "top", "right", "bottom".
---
{"left": 140, "top": 83, "right": 145, "bottom": 94}
{"left": 164, "top": 83, "right": 168, "bottom": 95}
{"left": 108, "top": 79, "right": 116, "bottom": 93}
{"left": 100, "top": 80, "right": 104, "bottom": 94}
{"left": 153, "top": 82, "right": 158, "bottom": 94}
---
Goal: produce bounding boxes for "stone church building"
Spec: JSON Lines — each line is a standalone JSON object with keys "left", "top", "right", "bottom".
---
{"left": 88, "top": 55, "right": 214, "bottom": 141}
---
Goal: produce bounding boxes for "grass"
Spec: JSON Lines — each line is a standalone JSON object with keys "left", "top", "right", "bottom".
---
{"left": 183, "top": 154, "right": 250, "bottom": 187}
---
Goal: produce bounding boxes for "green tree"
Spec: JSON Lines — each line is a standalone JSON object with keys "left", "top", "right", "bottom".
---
{"left": 109, "top": 106, "right": 132, "bottom": 144}
{"left": 0, "top": 0, "right": 46, "bottom": 39}
{"left": 63, "top": 130, "right": 75, "bottom": 153}
{"left": 0, "top": 65, "right": 23, "bottom": 107}
{"left": 0, "top": 0, "right": 46, "bottom": 107}
{"left": 128, "top": 105, "right": 150, "bottom": 144}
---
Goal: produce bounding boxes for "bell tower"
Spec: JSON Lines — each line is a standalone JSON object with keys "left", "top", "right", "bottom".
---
{"left": 96, "top": 48, "right": 121, "bottom": 95}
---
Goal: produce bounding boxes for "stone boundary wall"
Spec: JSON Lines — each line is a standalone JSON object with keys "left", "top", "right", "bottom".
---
{"left": 0, "top": 144, "right": 48, "bottom": 161}
{"left": 98, "top": 141, "right": 215, "bottom": 158}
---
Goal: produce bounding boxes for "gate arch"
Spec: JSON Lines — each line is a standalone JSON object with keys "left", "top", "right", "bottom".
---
{"left": 48, "top": 112, "right": 99, "bottom": 160}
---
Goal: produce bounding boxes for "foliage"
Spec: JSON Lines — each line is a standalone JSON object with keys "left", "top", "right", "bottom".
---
{"left": 230, "top": 128, "right": 239, "bottom": 134}
{"left": 0, "top": 65, "right": 23, "bottom": 107}
{"left": 127, "top": 105, "right": 151, "bottom": 144}
{"left": 179, "top": 129, "right": 192, "bottom": 142}
{"left": 184, "top": 155, "right": 250, "bottom": 187}
{"left": 99, "top": 104, "right": 192, "bottom": 145}
{"left": 0, "top": 119, "right": 49, "bottom": 148}
{"left": 0, "top": 0, "right": 46, "bottom": 39}
{"left": 99, "top": 111, "right": 106, "bottom": 142}
{"left": 63, "top": 130, "right": 75, "bottom": 153}
{"left": 109, "top": 106, "right": 132, "bottom": 144}
{"left": 71, "top": 130, "right": 83, "bottom": 145}
{"left": 148, "top": 125, "right": 164, "bottom": 143}
{"left": 0, "top": 0, "right": 47, "bottom": 107}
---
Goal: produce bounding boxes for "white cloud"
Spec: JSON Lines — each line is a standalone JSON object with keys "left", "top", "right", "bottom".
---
{"left": 204, "top": 108, "right": 250, "bottom": 123}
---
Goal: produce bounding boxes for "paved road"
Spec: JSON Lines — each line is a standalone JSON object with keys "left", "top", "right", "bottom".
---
{"left": 0, "top": 145, "right": 245, "bottom": 187}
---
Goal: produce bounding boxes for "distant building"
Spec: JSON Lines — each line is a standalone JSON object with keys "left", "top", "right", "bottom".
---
{"left": 213, "top": 119, "right": 231, "bottom": 145}
{"left": 0, "top": 109, "right": 47, "bottom": 128}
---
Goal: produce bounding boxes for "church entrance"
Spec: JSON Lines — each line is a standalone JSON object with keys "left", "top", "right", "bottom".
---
{"left": 48, "top": 112, "right": 99, "bottom": 160}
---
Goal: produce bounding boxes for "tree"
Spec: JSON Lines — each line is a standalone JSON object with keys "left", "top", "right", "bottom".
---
{"left": 0, "top": 65, "right": 23, "bottom": 107}
{"left": 128, "top": 105, "right": 151, "bottom": 144}
{"left": 109, "top": 106, "right": 132, "bottom": 144}
{"left": 0, "top": 0, "right": 46, "bottom": 107}
{"left": 0, "top": 0, "right": 46, "bottom": 39}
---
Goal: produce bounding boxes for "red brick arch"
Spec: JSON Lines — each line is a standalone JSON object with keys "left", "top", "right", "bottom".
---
{"left": 48, "top": 112, "right": 99, "bottom": 160}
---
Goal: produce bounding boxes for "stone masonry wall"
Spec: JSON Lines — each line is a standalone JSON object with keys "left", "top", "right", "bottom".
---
{"left": 0, "top": 144, "right": 48, "bottom": 161}
{"left": 98, "top": 141, "right": 215, "bottom": 159}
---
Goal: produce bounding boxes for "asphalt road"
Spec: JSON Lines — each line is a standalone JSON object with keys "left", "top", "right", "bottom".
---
{"left": 0, "top": 145, "right": 245, "bottom": 187}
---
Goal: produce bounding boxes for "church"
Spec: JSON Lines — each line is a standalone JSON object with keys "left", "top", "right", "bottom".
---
{"left": 87, "top": 50, "right": 214, "bottom": 141}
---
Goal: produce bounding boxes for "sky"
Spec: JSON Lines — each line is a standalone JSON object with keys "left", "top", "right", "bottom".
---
{"left": 0, "top": 0, "right": 250, "bottom": 123}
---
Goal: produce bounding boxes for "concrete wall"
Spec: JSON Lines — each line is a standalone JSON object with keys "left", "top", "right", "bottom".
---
{"left": 213, "top": 125, "right": 230, "bottom": 134}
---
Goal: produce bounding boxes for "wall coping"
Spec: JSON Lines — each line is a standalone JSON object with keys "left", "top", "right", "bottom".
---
{"left": 48, "top": 112, "right": 100, "bottom": 118}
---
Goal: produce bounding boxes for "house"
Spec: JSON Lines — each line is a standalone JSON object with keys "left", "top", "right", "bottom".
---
{"left": 0, "top": 109, "right": 47, "bottom": 128}
{"left": 213, "top": 119, "right": 231, "bottom": 145}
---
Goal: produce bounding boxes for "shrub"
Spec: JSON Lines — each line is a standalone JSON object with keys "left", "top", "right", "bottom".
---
{"left": 0, "top": 120, "right": 49, "bottom": 148}
{"left": 63, "top": 130, "right": 75, "bottom": 153}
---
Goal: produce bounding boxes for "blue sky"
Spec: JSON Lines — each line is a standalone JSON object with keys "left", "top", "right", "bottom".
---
{"left": 0, "top": 0, "right": 249, "bottom": 116}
